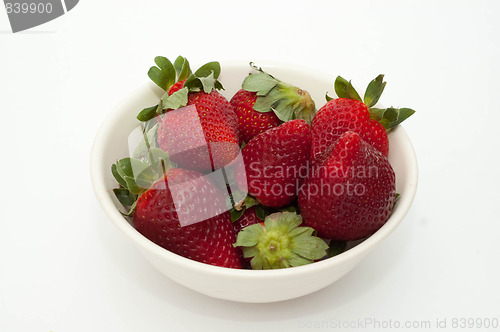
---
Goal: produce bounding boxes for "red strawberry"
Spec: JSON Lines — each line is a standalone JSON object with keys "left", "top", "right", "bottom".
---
{"left": 167, "top": 79, "right": 187, "bottom": 95}
{"left": 137, "top": 56, "right": 239, "bottom": 172}
{"left": 133, "top": 168, "right": 242, "bottom": 269}
{"left": 311, "top": 75, "right": 414, "bottom": 162}
{"left": 298, "top": 131, "right": 396, "bottom": 241}
{"left": 231, "top": 206, "right": 262, "bottom": 269}
{"left": 233, "top": 206, "right": 260, "bottom": 234}
{"left": 312, "top": 98, "right": 389, "bottom": 158}
{"left": 230, "top": 63, "right": 316, "bottom": 144}
{"left": 230, "top": 89, "right": 282, "bottom": 143}
{"left": 239, "top": 119, "right": 311, "bottom": 207}
{"left": 157, "top": 90, "right": 239, "bottom": 172}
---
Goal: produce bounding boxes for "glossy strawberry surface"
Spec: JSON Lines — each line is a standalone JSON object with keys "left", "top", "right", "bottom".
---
{"left": 299, "top": 131, "right": 396, "bottom": 241}
{"left": 157, "top": 90, "right": 240, "bottom": 172}
{"left": 233, "top": 206, "right": 261, "bottom": 269}
{"left": 230, "top": 89, "right": 282, "bottom": 144}
{"left": 311, "top": 98, "right": 389, "bottom": 162}
{"left": 133, "top": 168, "right": 242, "bottom": 269}
{"left": 240, "top": 119, "right": 311, "bottom": 207}
{"left": 233, "top": 206, "right": 260, "bottom": 234}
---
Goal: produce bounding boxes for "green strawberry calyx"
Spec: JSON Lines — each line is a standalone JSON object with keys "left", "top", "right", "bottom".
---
{"left": 111, "top": 122, "right": 174, "bottom": 216}
{"left": 328, "top": 74, "right": 415, "bottom": 131}
{"left": 137, "top": 56, "right": 224, "bottom": 122}
{"left": 242, "top": 63, "right": 317, "bottom": 124}
{"left": 234, "top": 212, "right": 328, "bottom": 269}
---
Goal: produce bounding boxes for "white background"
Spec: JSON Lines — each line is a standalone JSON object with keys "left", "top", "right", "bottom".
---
{"left": 1, "top": 1, "right": 499, "bottom": 331}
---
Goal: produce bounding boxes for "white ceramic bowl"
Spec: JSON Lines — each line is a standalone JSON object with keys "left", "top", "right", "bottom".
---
{"left": 90, "top": 61, "right": 418, "bottom": 303}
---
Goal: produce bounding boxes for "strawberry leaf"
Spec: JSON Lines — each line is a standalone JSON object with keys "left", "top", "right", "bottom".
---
{"left": 123, "top": 200, "right": 137, "bottom": 217}
{"left": 161, "top": 87, "right": 189, "bottom": 110}
{"left": 334, "top": 76, "right": 362, "bottom": 102}
{"left": 119, "top": 164, "right": 155, "bottom": 195}
{"left": 242, "top": 71, "right": 279, "bottom": 96}
{"left": 290, "top": 228, "right": 328, "bottom": 261}
{"left": 328, "top": 240, "right": 347, "bottom": 257}
{"left": 242, "top": 63, "right": 316, "bottom": 123}
{"left": 147, "top": 147, "right": 171, "bottom": 176}
{"left": 148, "top": 56, "right": 176, "bottom": 91}
{"left": 244, "top": 195, "right": 259, "bottom": 209}
{"left": 234, "top": 223, "right": 263, "bottom": 247}
{"left": 134, "top": 167, "right": 155, "bottom": 189}
{"left": 364, "top": 74, "right": 386, "bottom": 108}
{"left": 230, "top": 208, "right": 245, "bottom": 223}
{"left": 115, "top": 158, "right": 134, "bottom": 180}
{"left": 370, "top": 107, "right": 415, "bottom": 131}
{"left": 133, "top": 123, "right": 159, "bottom": 159}
{"left": 173, "top": 56, "right": 192, "bottom": 81}
{"left": 197, "top": 71, "right": 217, "bottom": 93}
{"left": 115, "top": 158, "right": 153, "bottom": 194}
{"left": 255, "top": 205, "right": 273, "bottom": 220}
{"left": 228, "top": 194, "right": 257, "bottom": 222}
{"left": 115, "top": 158, "right": 140, "bottom": 179}
{"left": 252, "top": 90, "right": 283, "bottom": 113}
{"left": 155, "top": 100, "right": 163, "bottom": 115}
{"left": 113, "top": 188, "right": 137, "bottom": 207}
{"left": 194, "top": 61, "right": 221, "bottom": 79}
{"left": 325, "top": 92, "right": 334, "bottom": 102}
{"left": 111, "top": 163, "right": 127, "bottom": 188}
{"left": 137, "top": 105, "right": 158, "bottom": 122}
{"left": 215, "top": 80, "right": 224, "bottom": 90}
{"left": 391, "top": 108, "right": 415, "bottom": 128}
{"left": 393, "top": 193, "right": 401, "bottom": 209}
{"left": 124, "top": 176, "right": 143, "bottom": 195}
{"left": 184, "top": 69, "right": 222, "bottom": 94}
{"left": 279, "top": 204, "right": 299, "bottom": 213}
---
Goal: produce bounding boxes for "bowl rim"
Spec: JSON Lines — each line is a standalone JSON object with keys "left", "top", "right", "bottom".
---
{"left": 90, "top": 61, "right": 419, "bottom": 279}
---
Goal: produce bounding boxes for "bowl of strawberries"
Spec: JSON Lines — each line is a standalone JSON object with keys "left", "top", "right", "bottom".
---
{"left": 91, "top": 56, "right": 418, "bottom": 303}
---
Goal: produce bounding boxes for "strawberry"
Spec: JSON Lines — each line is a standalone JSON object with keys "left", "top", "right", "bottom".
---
{"left": 111, "top": 147, "right": 242, "bottom": 268}
{"left": 137, "top": 56, "right": 239, "bottom": 172}
{"left": 230, "top": 63, "right": 316, "bottom": 144}
{"left": 111, "top": 119, "right": 241, "bottom": 268}
{"left": 233, "top": 206, "right": 260, "bottom": 234}
{"left": 230, "top": 89, "right": 282, "bottom": 144}
{"left": 239, "top": 119, "right": 311, "bottom": 208}
{"left": 167, "top": 79, "right": 187, "bottom": 95}
{"left": 311, "top": 75, "right": 414, "bottom": 161}
{"left": 234, "top": 212, "right": 328, "bottom": 269}
{"left": 132, "top": 168, "right": 242, "bottom": 269}
{"left": 231, "top": 206, "right": 262, "bottom": 269}
{"left": 298, "top": 131, "right": 396, "bottom": 241}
